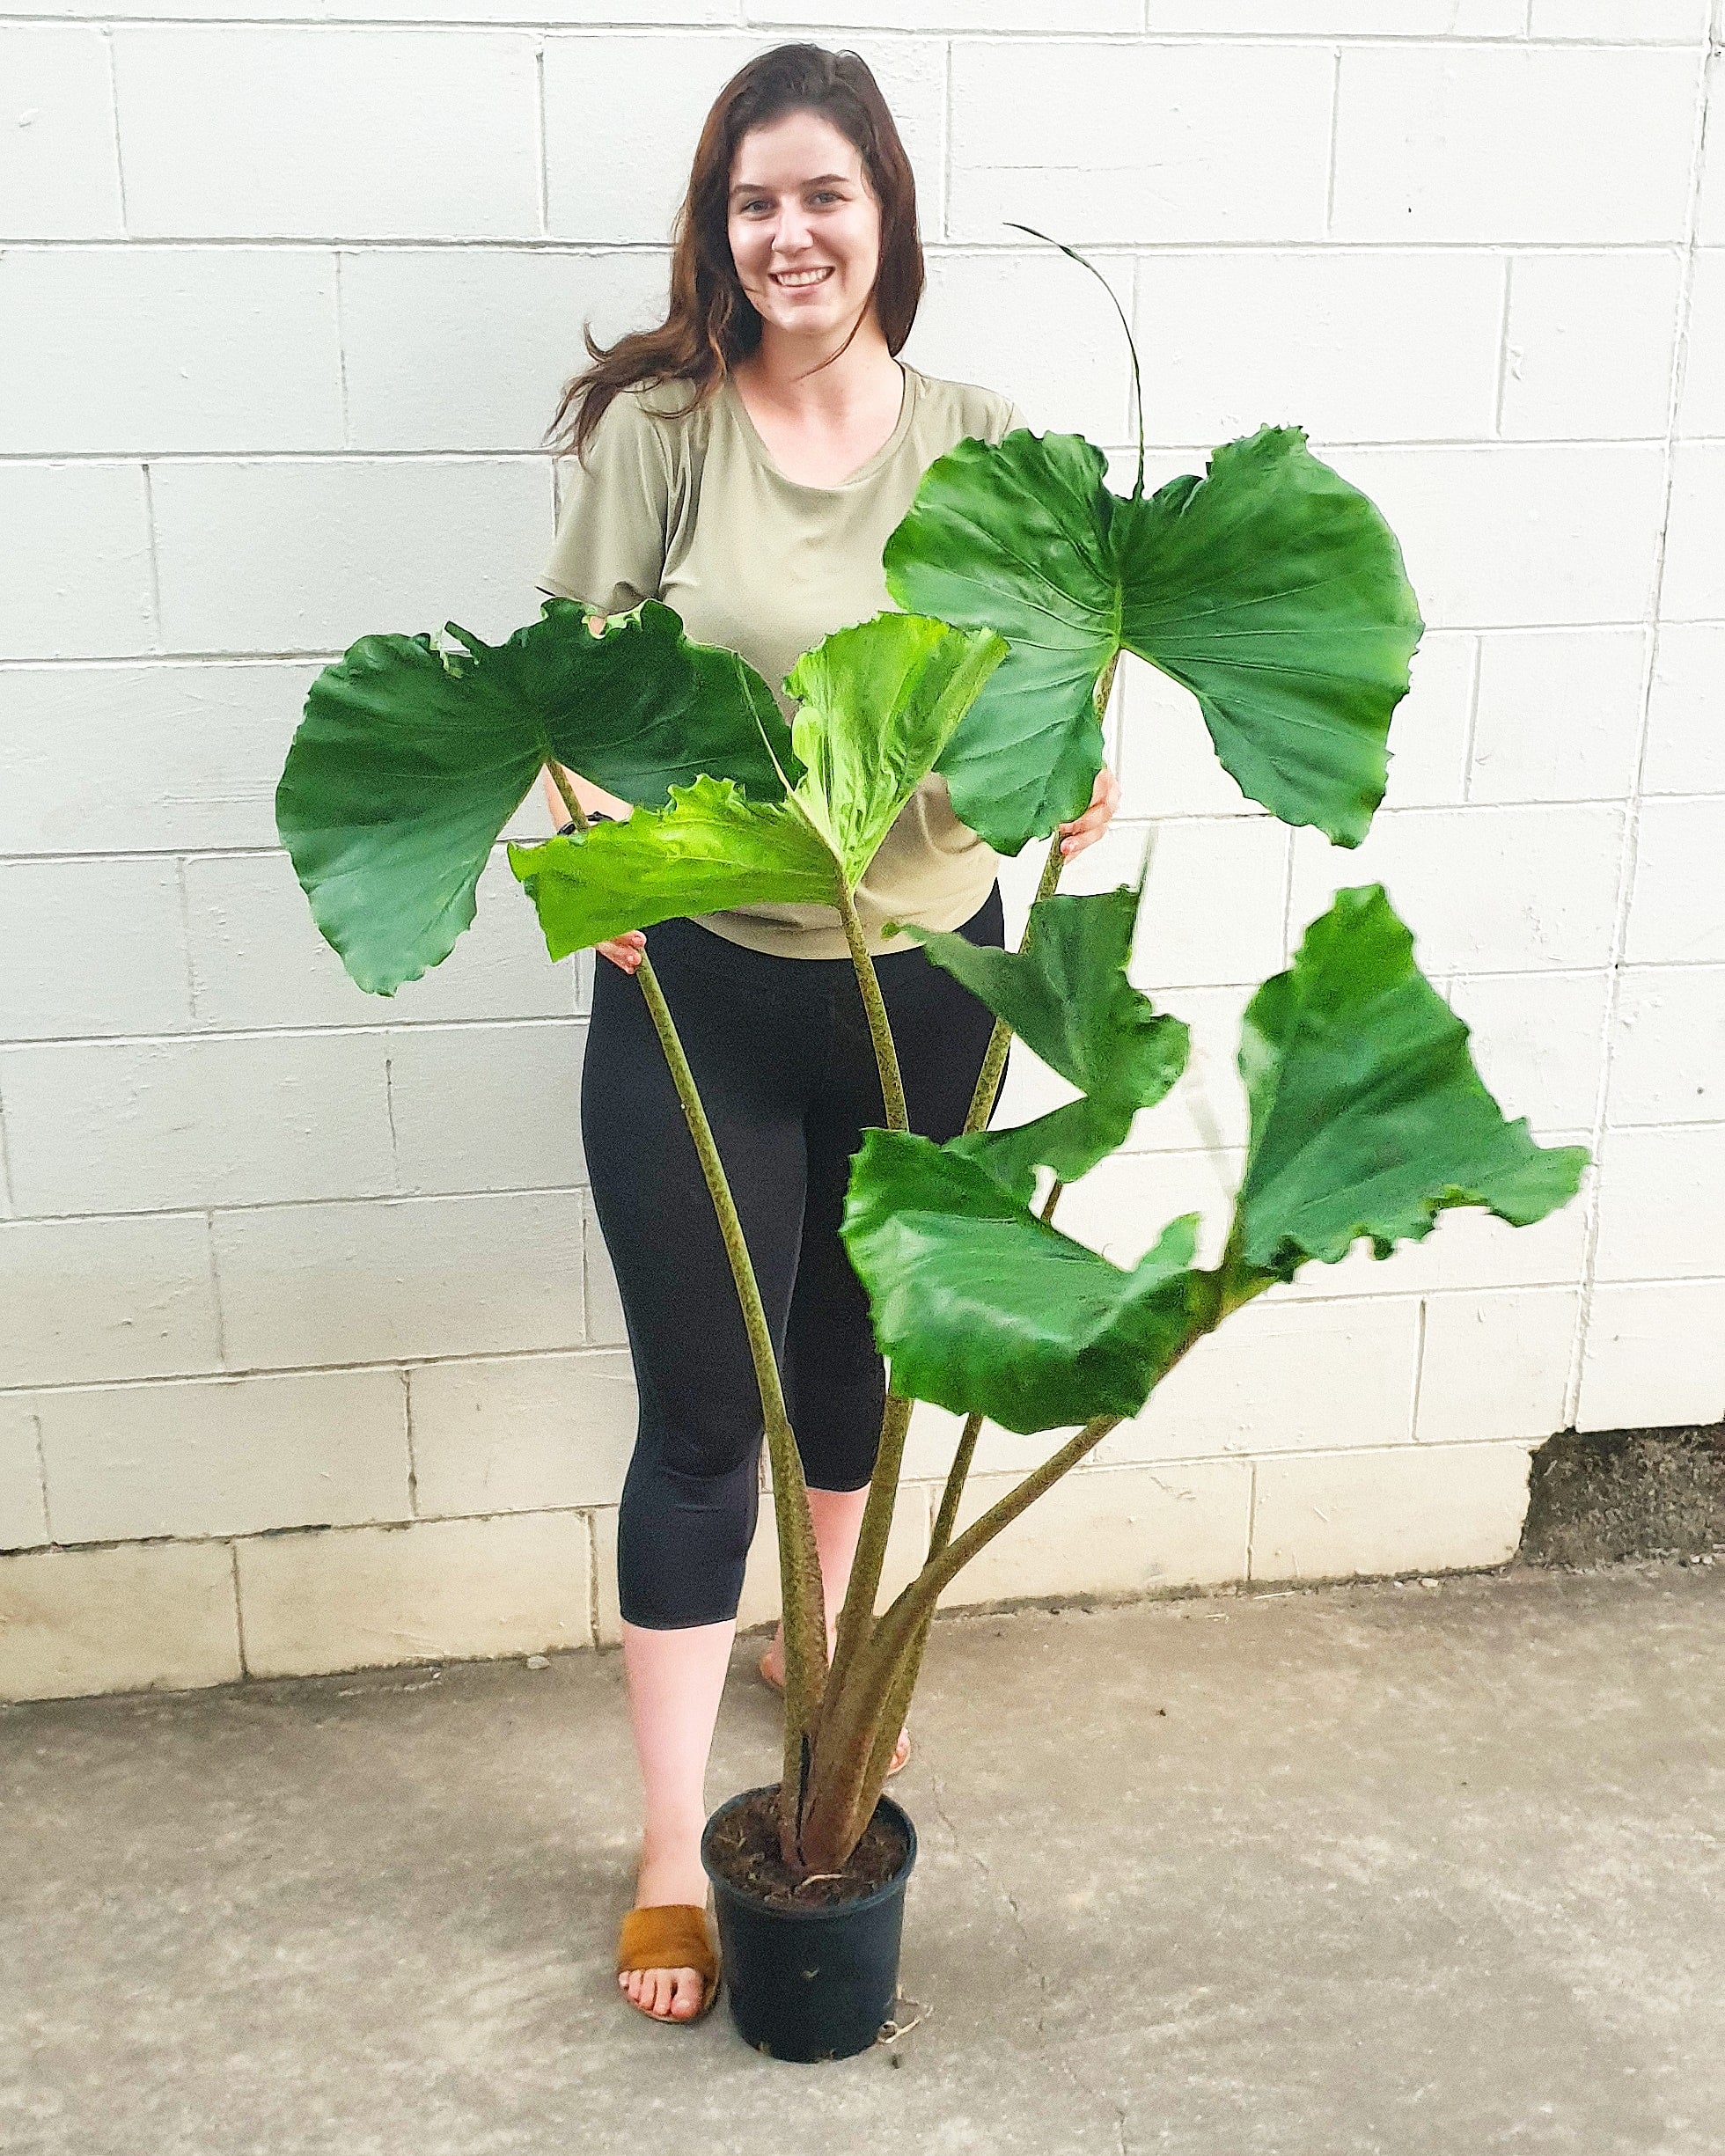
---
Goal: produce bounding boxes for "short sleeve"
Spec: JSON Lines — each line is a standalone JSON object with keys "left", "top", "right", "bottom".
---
{"left": 540, "top": 391, "right": 673, "bottom": 616}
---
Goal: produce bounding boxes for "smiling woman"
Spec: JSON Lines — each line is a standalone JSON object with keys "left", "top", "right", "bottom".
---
{"left": 532, "top": 41, "right": 1119, "bottom": 2028}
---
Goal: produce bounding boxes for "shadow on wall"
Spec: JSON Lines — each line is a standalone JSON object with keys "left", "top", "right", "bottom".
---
{"left": 1520, "top": 1421, "right": 1725, "bottom": 1569}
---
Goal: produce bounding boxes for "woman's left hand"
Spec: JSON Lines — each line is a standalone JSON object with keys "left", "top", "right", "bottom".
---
{"left": 1058, "top": 764, "right": 1121, "bottom": 861}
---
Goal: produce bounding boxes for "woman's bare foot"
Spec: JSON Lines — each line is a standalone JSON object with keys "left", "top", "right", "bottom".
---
{"left": 758, "top": 1627, "right": 911, "bottom": 1775}
{"left": 620, "top": 1830, "right": 712, "bottom": 2022}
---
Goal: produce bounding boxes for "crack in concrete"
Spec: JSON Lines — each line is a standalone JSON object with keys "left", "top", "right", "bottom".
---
{"left": 929, "top": 1765, "right": 1133, "bottom": 2155}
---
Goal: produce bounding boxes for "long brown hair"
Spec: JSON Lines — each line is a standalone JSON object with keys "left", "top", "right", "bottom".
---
{"left": 546, "top": 43, "right": 924, "bottom": 463}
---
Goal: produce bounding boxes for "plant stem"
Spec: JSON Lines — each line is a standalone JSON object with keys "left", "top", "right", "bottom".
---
{"left": 629, "top": 955, "right": 828, "bottom": 1826}
{"left": 823, "top": 883, "right": 913, "bottom": 1728}
{"left": 543, "top": 763, "right": 827, "bottom": 1837}
{"left": 929, "top": 1412, "right": 982, "bottom": 1561}
{"left": 544, "top": 759, "right": 585, "bottom": 832}
{"left": 836, "top": 884, "right": 907, "bottom": 1133}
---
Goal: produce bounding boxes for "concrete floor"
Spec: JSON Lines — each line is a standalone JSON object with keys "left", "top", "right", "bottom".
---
{"left": 4, "top": 1562, "right": 1722, "bottom": 2156}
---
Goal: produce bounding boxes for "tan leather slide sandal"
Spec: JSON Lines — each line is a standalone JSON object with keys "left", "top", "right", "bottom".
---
{"left": 616, "top": 1903, "right": 721, "bottom": 2025}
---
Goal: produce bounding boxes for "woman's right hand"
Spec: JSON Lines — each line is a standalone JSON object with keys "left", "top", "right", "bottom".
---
{"left": 598, "top": 931, "right": 646, "bottom": 974}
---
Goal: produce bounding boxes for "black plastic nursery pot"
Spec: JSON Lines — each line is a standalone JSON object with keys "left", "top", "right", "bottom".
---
{"left": 701, "top": 1783, "right": 918, "bottom": 2062}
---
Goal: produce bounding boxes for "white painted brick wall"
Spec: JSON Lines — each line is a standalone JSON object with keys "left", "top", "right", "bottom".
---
{"left": 4, "top": 4, "right": 1722, "bottom": 1699}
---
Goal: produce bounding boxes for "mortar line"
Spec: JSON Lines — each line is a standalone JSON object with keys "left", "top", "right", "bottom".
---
{"left": 1127, "top": 253, "right": 1141, "bottom": 447}
{"left": 333, "top": 250, "right": 351, "bottom": 449}
{"left": 173, "top": 855, "right": 198, "bottom": 1024}
{"left": 0, "top": 1075, "right": 17, "bottom": 1217}
{"left": 1408, "top": 1297, "right": 1429, "bottom": 1441}
{"left": 5, "top": 1269, "right": 1700, "bottom": 1416}
{"left": 205, "top": 1209, "right": 231, "bottom": 1370}
{"left": 1459, "top": 634, "right": 1486, "bottom": 801}
{"left": 139, "top": 462, "right": 164, "bottom": 650}
{"left": 0, "top": 1008, "right": 590, "bottom": 1042}
{"left": 33, "top": 1411, "right": 54, "bottom": 1546}
{"left": 402, "top": 1368, "right": 420, "bottom": 1517}
{"left": 1561, "top": 37, "right": 1716, "bottom": 1430}
{"left": 0, "top": 436, "right": 1707, "bottom": 465}
{"left": 1244, "top": 1456, "right": 1258, "bottom": 1582}
{"left": 533, "top": 42, "right": 549, "bottom": 240}
{"left": 942, "top": 36, "right": 954, "bottom": 245}
{"left": 1278, "top": 825, "right": 1297, "bottom": 963}
{"left": 1492, "top": 254, "right": 1516, "bottom": 438}
{"left": 1, "top": 1343, "right": 642, "bottom": 1407}
{"left": 11, "top": 620, "right": 1725, "bottom": 674}
{"left": 231, "top": 1543, "right": 250, "bottom": 1676}
{"left": 4, "top": 17, "right": 1703, "bottom": 44}
{"left": 101, "top": 28, "right": 128, "bottom": 233}
{"left": 11, "top": 235, "right": 1710, "bottom": 257}
{"left": 578, "top": 1188, "right": 596, "bottom": 1345}
{"left": 1324, "top": 45, "right": 1343, "bottom": 238}
{"left": 383, "top": 1048, "right": 400, "bottom": 1180}
{"left": 584, "top": 1507, "right": 599, "bottom": 1647}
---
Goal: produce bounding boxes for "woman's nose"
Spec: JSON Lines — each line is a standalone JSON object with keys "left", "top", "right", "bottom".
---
{"left": 773, "top": 205, "right": 812, "bottom": 253}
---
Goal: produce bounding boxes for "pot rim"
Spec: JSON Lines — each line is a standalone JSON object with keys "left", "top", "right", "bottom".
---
{"left": 700, "top": 1782, "right": 918, "bottom": 1923}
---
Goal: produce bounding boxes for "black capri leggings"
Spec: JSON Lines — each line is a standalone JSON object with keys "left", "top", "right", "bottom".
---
{"left": 582, "top": 884, "right": 1005, "bottom": 1629}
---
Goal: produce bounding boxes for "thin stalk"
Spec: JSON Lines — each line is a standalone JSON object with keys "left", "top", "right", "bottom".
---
{"left": 929, "top": 1411, "right": 982, "bottom": 1561}
{"left": 804, "top": 1399, "right": 1129, "bottom": 1870}
{"left": 631, "top": 955, "right": 828, "bottom": 1823}
{"left": 545, "top": 759, "right": 585, "bottom": 831}
{"left": 1004, "top": 224, "right": 1145, "bottom": 502}
{"left": 543, "top": 764, "right": 828, "bottom": 1836}
{"left": 823, "top": 883, "right": 913, "bottom": 1726}
{"left": 836, "top": 884, "right": 907, "bottom": 1133}
{"left": 828, "top": 1269, "right": 1231, "bottom": 1843}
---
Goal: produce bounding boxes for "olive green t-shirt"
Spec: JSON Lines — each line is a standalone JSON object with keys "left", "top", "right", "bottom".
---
{"left": 538, "top": 363, "right": 1026, "bottom": 959}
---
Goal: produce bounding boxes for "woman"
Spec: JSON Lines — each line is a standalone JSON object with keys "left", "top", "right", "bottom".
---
{"left": 538, "top": 42, "right": 1119, "bottom": 2023}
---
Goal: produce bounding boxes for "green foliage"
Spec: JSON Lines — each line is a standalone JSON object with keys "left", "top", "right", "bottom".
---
{"left": 901, "top": 881, "right": 1189, "bottom": 1196}
{"left": 842, "top": 879, "right": 1588, "bottom": 1441}
{"left": 841, "top": 1133, "right": 1201, "bottom": 1434}
{"left": 509, "top": 775, "right": 836, "bottom": 960}
{"left": 509, "top": 612, "right": 1005, "bottom": 955}
{"left": 276, "top": 598, "right": 791, "bottom": 994}
{"left": 784, "top": 613, "right": 1008, "bottom": 884}
{"left": 1230, "top": 885, "right": 1590, "bottom": 1287}
{"left": 884, "top": 425, "right": 1424, "bottom": 855}
{"left": 270, "top": 272, "right": 1599, "bottom": 1884}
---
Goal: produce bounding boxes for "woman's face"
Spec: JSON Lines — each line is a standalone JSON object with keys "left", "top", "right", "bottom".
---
{"left": 726, "top": 108, "right": 882, "bottom": 348}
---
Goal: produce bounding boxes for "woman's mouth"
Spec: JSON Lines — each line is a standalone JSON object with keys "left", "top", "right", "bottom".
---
{"left": 771, "top": 267, "right": 834, "bottom": 289}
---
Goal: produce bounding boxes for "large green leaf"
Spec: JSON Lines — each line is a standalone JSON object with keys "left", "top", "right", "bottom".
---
{"left": 785, "top": 613, "right": 1007, "bottom": 881}
{"left": 276, "top": 598, "right": 792, "bottom": 994}
{"left": 840, "top": 1132, "right": 1202, "bottom": 1434}
{"left": 509, "top": 612, "right": 1004, "bottom": 956}
{"left": 509, "top": 776, "right": 835, "bottom": 959}
{"left": 884, "top": 426, "right": 1423, "bottom": 855}
{"left": 901, "top": 881, "right": 1189, "bottom": 1195}
{"left": 1232, "top": 885, "right": 1589, "bottom": 1285}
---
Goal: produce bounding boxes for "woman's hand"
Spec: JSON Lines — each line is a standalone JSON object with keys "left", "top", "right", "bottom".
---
{"left": 1057, "top": 764, "right": 1121, "bottom": 862}
{"left": 598, "top": 930, "right": 646, "bottom": 975}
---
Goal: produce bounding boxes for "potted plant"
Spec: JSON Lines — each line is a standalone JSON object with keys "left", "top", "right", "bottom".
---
{"left": 278, "top": 306, "right": 1588, "bottom": 2061}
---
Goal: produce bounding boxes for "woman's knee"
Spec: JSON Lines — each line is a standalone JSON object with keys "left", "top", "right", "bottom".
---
{"left": 616, "top": 1444, "right": 760, "bottom": 1628}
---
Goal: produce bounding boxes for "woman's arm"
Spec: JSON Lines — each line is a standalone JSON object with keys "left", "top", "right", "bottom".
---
{"left": 538, "top": 763, "right": 632, "bottom": 830}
